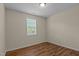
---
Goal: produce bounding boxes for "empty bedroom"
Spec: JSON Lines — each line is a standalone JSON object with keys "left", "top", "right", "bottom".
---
{"left": 0, "top": 3, "right": 79, "bottom": 56}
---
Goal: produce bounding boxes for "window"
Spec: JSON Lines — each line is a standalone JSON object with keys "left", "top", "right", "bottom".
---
{"left": 26, "top": 19, "right": 36, "bottom": 35}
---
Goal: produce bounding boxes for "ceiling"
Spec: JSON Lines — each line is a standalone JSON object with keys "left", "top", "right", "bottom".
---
{"left": 5, "top": 3, "right": 79, "bottom": 18}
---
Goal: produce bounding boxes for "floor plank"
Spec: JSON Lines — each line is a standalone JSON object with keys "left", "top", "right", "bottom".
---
{"left": 6, "top": 42, "right": 79, "bottom": 56}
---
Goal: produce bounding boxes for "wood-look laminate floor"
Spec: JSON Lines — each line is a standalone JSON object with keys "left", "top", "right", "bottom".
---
{"left": 6, "top": 42, "right": 79, "bottom": 56}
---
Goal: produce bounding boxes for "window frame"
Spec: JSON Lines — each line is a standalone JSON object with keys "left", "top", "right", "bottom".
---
{"left": 25, "top": 18, "right": 37, "bottom": 36}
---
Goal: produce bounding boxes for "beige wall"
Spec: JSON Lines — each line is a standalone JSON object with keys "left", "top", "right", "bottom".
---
{"left": 6, "top": 9, "right": 46, "bottom": 51}
{"left": 0, "top": 4, "right": 5, "bottom": 55}
{"left": 47, "top": 5, "right": 79, "bottom": 51}
{"left": 6, "top": 5, "right": 79, "bottom": 51}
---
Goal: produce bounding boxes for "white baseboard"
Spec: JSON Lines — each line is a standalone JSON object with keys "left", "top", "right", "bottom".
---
{"left": 6, "top": 41, "right": 79, "bottom": 52}
{"left": 6, "top": 41, "right": 47, "bottom": 52}
{"left": 49, "top": 41, "right": 79, "bottom": 51}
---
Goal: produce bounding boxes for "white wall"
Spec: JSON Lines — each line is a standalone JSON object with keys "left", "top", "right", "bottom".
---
{"left": 6, "top": 5, "right": 79, "bottom": 52}
{"left": 6, "top": 9, "right": 46, "bottom": 51}
{"left": 47, "top": 5, "right": 79, "bottom": 51}
{"left": 0, "top": 4, "right": 5, "bottom": 55}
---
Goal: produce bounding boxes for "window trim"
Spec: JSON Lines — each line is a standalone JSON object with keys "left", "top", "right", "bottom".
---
{"left": 26, "top": 18, "right": 37, "bottom": 36}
